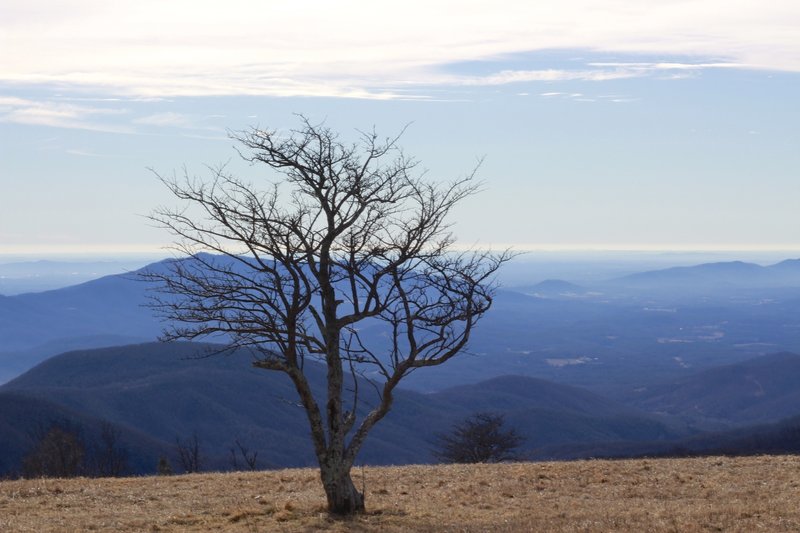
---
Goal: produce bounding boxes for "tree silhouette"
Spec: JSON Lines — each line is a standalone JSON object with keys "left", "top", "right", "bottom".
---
{"left": 229, "top": 439, "right": 259, "bottom": 471}
{"left": 22, "top": 421, "right": 86, "bottom": 478}
{"left": 434, "top": 413, "right": 523, "bottom": 463}
{"left": 147, "top": 116, "right": 510, "bottom": 514}
{"left": 92, "top": 421, "right": 129, "bottom": 477}
{"left": 175, "top": 433, "right": 203, "bottom": 473}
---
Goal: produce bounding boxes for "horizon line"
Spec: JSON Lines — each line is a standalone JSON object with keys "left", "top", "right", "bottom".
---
{"left": 1, "top": 243, "right": 799, "bottom": 259}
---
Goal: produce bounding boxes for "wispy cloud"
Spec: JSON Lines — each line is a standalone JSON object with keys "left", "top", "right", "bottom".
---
{"left": 445, "top": 68, "right": 641, "bottom": 86}
{"left": 588, "top": 62, "right": 739, "bottom": 70}
{"left": 134, "top": 112, "right": 196, "bottom": 128}
{"left": 0, "top": 1, "right": 797, "bottom": 98}
{"left": 0, "top": 96, "right": 131, "bottom": 132}
{"left": 64, "top": 148, "right": 114, "bottom": 157}
{"left": 587, "top": 62, "right": 741, "bottom": 72}
{"left": 537, "top": 91, "right": 639, "bottom": 103}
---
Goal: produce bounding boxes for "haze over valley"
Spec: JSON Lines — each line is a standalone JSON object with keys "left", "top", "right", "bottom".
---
{"left": 2, "top": 253, "right": 800, "bottom": 476}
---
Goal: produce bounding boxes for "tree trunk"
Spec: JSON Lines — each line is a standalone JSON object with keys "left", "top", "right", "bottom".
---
{"left": 321, "top": 465, "right": 365, "bottom": 515}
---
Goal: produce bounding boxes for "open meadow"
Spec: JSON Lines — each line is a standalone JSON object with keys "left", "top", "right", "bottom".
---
{"left": 1, "top": 455, "right": 799, "bottom": 532}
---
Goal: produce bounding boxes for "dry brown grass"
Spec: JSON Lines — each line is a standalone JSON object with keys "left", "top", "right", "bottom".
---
{"left": 1, "top": 455, "right": 799, "bottom": 532}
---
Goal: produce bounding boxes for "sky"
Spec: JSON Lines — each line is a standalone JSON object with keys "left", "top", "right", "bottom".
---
{"left": 1, "top": 0, "right": 799, "bottom": 258}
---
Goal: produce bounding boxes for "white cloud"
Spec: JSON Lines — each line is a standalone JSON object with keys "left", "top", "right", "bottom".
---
{"left": 538, "top": 92, "right": 590, "bottom": 101}
{"left": 449, "top": 68, "right": 641, "bottom": 86}
{"left": 64, "top": 148, "right": 109, "bottom": 157}
{"left": 0, "top": 96, "right": 131, "bottom": 132}
{"left": 134, "top": 112, "right": 195, "bottom": 128}
{"left": 588, "top": 62, "right": 740, "bottom": 71}
{"left": 0, "top": 1, "right": 798, "bottom": 97}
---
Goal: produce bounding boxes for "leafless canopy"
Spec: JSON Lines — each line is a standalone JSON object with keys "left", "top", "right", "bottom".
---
{"left": 146, "top": 116, "right": 511, "bottom": 514}
{"left": 434, "top": 412, "right": 524, "bottom": 464}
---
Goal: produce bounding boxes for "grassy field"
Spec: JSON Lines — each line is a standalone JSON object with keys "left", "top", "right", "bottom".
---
{"left": 1, "top": 455, "right": 799, "bottom": 532}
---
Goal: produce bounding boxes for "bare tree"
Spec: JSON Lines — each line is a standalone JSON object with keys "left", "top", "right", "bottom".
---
{"left": 433, "top": 412, "right": 524, "bottom": 464}
{"left": 147, "top": 116, "right": 511, "bottom": 514}
{"left": 22, "top": 421, "right": 86, "bottom": 478}
{"left": 92, "top": 421, "right": 129, "bottom": 477}
{"left": 229, "top": 439, "right": 259, "bottom": 471}
{"left": 175, "top": 434, "right": 202, "bottom": 473}
{"left": 156, "top": 456, "right": 174, "bottom": 476}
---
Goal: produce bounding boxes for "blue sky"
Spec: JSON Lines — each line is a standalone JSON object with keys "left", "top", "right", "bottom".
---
{"left": 1, "top": 1, "right": 799, "bottom": 257}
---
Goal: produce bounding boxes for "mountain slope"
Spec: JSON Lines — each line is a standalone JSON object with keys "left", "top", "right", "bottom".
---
{"left": 515, "top": 279, "right": 589, "bottom": 298}
{"left": 0, "top": 259, "right": 150, "bottom": 295}
{"left": 2, "top": 342, "right": 330, "bottom": 470}
{"left": 614, "top": 260, "right": 800, "bottom": 290}
{"left": 0, "top": 391, "right": 170, "bottom": 475}
{"left": 430, "top": 375, "right": 688, "bottom": 453}
{"left": 1, "top": 342, "right": 689, "bottom": 474}
{"left": 624, "top": 352, "right": 800, "bottom": 426}
{"left": 0, "top": 269, "right": 161, "bottom": 353}
{"left": 5, "top": 254, "right": 800, "bottom": 396}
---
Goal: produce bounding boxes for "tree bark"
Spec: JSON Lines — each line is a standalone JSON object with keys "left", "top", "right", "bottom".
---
{"left": 321, "top": 463, "right": 364, "bottom": 515}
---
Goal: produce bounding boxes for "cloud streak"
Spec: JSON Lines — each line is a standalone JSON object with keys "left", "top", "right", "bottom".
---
{"left": 0, "top": 96, "right": 131, "bottom": 132}
{"left": 0, "top": 1, "right": 798, "bottom": 98}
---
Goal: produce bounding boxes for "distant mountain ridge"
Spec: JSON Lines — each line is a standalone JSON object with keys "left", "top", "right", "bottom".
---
{"left": 430, "top": 375, "right": 687, "bottom": 454}
{"left": 4, "top": 254, "right": 800, "bottom": 394}
{"left": 0, "top": 259, "right": 151, "bottom": 295}
{"left": 0, "top": 391, "right": 170, "bottom": 476}
{"left": 516, "top": 279, "right": 591, "bottom": 298}
{"left": 3, "top": 342, "right": 800, "bottom": 475}
{"left": 625, "top": 352, "right": 800, "bottom": 426}
{"left": 0, "top": 268, "right": 161, "bottom": 353}
{"left": 614, "top": 259, "right": 800, "bottom": 289}
{"left": 0, "top": 342, "right": 690, "bottom": 475}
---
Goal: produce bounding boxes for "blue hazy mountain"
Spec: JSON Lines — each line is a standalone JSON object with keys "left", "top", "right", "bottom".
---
{"left": 612, "top": 259, "right": 800, "bottom": 290}
{"left": 623, "top": 352, "right": 800, "bottom": 427}
{"left": 0, "top": 390, "right": 172, "bottom": 475}
{"left": 402, "top": 283, "right": 800, "bottom": 393}
{"left": 542, "top": 410, "right": 800, "bottom": 461}
{"left": 0, "top": 342, "right": 690, "bottom": 475}
{"left": 4, "top": 255, "right": 800, "bottom": 395}
{"left": 0, "top": 260, "right": 175, "bottom": 380}
{"left": 5, "top": 342, "right": 799, "bottom": 474}
{"left": 0, "top": 259, "right": 153, "bottom": 295}
{"left": 428, "top": 375, "right": 688, "bottom": 451}
{"left": 0, "top": 335, "right": 149, "bottom": 384}
{"left": 514, "top": 279, "right": 591, "bottom": 299}
{"left": 0, "top": 270, "right": 161, "bottom": 353}
{"left": 3, "top": 250, "right": 800, "bottom": 473}
{"left": 769, "top": 258, "right": 800, "bottom": 271}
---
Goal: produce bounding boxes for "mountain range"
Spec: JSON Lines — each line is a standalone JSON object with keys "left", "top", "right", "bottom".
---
{"left": 0, "top": 341, "right": 697, "bottom": 475}
{"left": 612, "top": 259, "right": 800, "bottom": 290}
{"left": 624, "top": 352, "right": 800, "bottom": 426}
{"left": 3, "top": 256, "right": 800, "bottom": 393}
{"left": 0, "top": 259, "right": 151, "bottom": 295}
{"left": 2, "top": 255, "right": 800, "bottom": 475}
{"left": 2, "top": 341, "right": 799, "bottom": 476}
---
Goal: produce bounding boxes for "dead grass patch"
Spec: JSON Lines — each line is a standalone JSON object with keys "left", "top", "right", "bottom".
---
{"left": 0, "top": 455, "right": 799, "bottom": 532}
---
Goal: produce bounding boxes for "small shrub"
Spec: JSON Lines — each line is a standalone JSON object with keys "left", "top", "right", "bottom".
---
{"left": 434, "top": 412, "right": 524, "bottom": 464}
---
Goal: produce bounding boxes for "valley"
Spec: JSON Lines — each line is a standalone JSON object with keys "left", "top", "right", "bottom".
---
{"left": 1, "top": 256, "right": 800, "bottom": 476}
